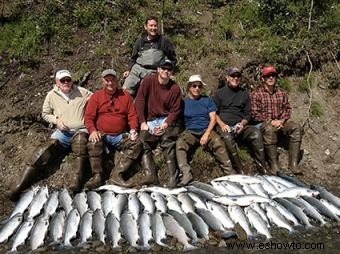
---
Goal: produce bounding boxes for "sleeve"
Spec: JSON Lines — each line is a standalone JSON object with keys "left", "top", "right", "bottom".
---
{"left": 165, "top": 86, "right": 182, "bottom": 126}
{"left": 126, "top": 93, "right": 139, "bottom": 130}
{"left": 134, "top": 77, "right": 149, "bottom": 124}
{"left": 84, "top": 94, "right": 98, "bottom": 134}
{"left": 162, "top": 36, "right": 177, "bottom": 67}
{"left": 250, "top": 90, "right": 265, "bottom": 122}
{"left": 279, "top": 91, "right": 292, "bottom": 120}
{"left": 41, "top": 93, "right": 57, "bottom": 124}
{"left": 207, "top": 97, "right": 217, "bottom": 113}
{"left": 128, "top": 37, "right": 142, "bottom": 70}
{"left": 243, "top": 93, "right": 252, "bottom": 122}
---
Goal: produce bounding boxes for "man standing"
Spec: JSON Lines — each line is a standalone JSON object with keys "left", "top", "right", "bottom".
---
{"left": 122, "top": 16, "right": 177, "bottom": 97}
{"left": 7, "top": 70, "right": 93, "bottom": 201}
{"left": 250, "top": 66, "right": 302, "bottom": 174}
{"left": 176, "top": 75, "right": 232, "bottom": 185}
{"left": 133, "top": 59, "right": 182, "bottom": 188}
{"left": 213, "top": 68, "right": 268, "bottom": 174}
{"left": 84, "top": 69, "right": 142, "bottom": 188}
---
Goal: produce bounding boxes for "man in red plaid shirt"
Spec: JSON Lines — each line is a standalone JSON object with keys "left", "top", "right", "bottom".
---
{"left": 250, "top": 66, "right": 302, "bottom": 174}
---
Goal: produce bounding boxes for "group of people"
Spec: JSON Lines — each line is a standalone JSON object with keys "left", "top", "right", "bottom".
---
{"left": 6, "top": 16, "right": 303, "bottom": 201}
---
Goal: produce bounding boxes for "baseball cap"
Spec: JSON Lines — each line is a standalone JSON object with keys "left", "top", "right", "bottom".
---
{"left": 55, "top": 70, "right": 72, "bottom": 80}
{"left": 187, "top": 75, "right": 207, "bottom": 86}
{"left": 158, "top": 59, "right": 174, "bottom": 70}
{"left": 227, "top": 67, "right": 242, "bottom": 76}
{"left": 262, "top": 66, "right": 277, "bottom": 77}
{"left": 101, "top": 69, "right": 117, "bottom": 78}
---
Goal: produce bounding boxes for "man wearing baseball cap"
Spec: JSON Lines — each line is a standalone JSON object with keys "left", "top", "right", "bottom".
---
{"left": 250, "top": 66, "right": 302, "bottom": 174}
{"left": 7, "top": 69, "right": 93, "bottom": 201}
{"left": 213, "top": 67, "right": 269, "bottom": 175}
{"left": 132, "top": 59, "right": 182, "bottom": 188}
{"left": 176, "top": 75, "right": 232, "bottom": 185}
{"left": 84, "top": 69, "right": 142, "bottom": 188}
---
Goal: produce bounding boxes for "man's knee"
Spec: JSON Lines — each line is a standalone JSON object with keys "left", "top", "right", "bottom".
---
{"left": 71, "top": 132, "right": 89, "bottom": 157}
{"left": 87, "top": 140, "right": 103, "bottom": 157}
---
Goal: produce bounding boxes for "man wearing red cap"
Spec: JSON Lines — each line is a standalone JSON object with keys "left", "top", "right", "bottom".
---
{"left": 250, "top": 66, "right": 302, "bottom": 174}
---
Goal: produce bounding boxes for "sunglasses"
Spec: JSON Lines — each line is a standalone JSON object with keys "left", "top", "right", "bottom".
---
{"left": 60, "top": 78, "right": 72, "bottom": 83}
{"left": 230, "top": 74, "right": 241, "bottom": 78}
{"left": 160, "top": 66, "right": 173, "bottom": 71}
{"left": 191, "top": 84, "right": 203, "bottom": 89}
{"left": 264, "top": 74, "right": 277, "bottom": 79}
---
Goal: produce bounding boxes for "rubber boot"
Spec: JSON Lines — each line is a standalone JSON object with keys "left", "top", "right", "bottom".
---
{"left": 127, "top": 152, "right": 159, "bottom": 186}
{"left": 85, "top": 140, "right": 104, "bottom": 189}
{"left": 164, "top": 150, "right": 178, "bottom": 188}
{"left": 107, "top": 152, "right": 135, "bottom": 187}
{"left": 176, "top": 135, "right": 194, "bottom": 186}
{"left": 69, "top": 132, "right": 89, "bottom": 192}
{"left": 288, "top": 141, "right": 302, "bottom": 175}
{"left": 7, "top": 139, "right": 60, "bottom": 201}
{"left": 264, "top": 144, "right": 280, "bottom": 173}
{"left": 221, "top": 133, "right": 244, "bottom": 174}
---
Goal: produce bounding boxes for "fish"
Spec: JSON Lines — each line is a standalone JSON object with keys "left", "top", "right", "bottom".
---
{"left": 187, "top": 192, "right": 208, "bottom": 210}
{"left": 112, "top": 193, "right": 128, "bottom": 221}
{"left": 63, "top": 208, "right": 81, "bottom": 246}
{"left": 0, "top": 213, "right": 23, "bottom": 243}
{"left": 59, "top": 188, "right": 73, "bottom": 215}
{"left": 263, "top": 203, "right": 296, "bottom": 233}
{"left": 151, "top": 212, "right": 169, "bottom": 248}
{"left": 168, "top": 209, "right": 198, "bottom": 243}
{"left": 72, "top": 192, "right": 88, "bottom": 217}
{"left": 120, "top": 211, "right": 139, "bottom": 248}
{"left": 228, "top": 205, "right": 255, "bottom": 240}
{"left": 177, "top": 193, "right": 196, "bottom": 213}
{"left": 213, "top": 194, "right": 271, "bottom": 206}
{"left": 10, "top": 218, "right": 34, "bottom": 252}
{"left": 79, "top": 210, "right": 93, "bottom": 245}
{"left": 105, "top": 212, "right": 121, "bottom": 248}
{"left": 185, "top": 185, "right": 215, "bottom": 200}
{"left": 96, "top": 184, "right": 138, "bottom": 194}
{"left": 303, "top": 196, "right": 340, "bottom": 222}
{"left": 102, "top": 191, "right": 115, "bottom": 217}
{"left": 87, "top": 191, "right": 102, "bottom": 211}
{"left": 162, "top": 213, "right": 196, "bottom": 251}
{"left": 250, "top": 203, "right": 270, "bottom": 227}
{"left": 190, "top": 181, "right": 224, "bottom": 196}
{"left": 43, "top": 190, "right": 59, "bottom": 218}
{"left": 211, "top": 181, "right": 235, "bottom": 195}
{"left": 245, "top": 207, "right": 272, "bottom": 239}
{"left": 287, "top": 198, "right": 326, "bottom": 225}
{"left": 320, "top": 199, "right": 340, "bottom": 216}
{"left": 206, "top": 201, "right": 235, "bottom": 229}
{"left": 276, "top": 171, "right": 309, "bottom": 188}
{"left": 274, "top": 198, "right": 313, "bottom": 229}
{"left": 218, "top": 181, "right": 245, "bottom": 195}
{"left": 212, "top": 174, "right": 262, "bottom": 184}
{"left": 138, "top": 192, "right": 155, "bottom": 214}
{"left": 187, "top": 212, "right": 210, "bottom": 240}
{"left": 249, "top": 183, "right": 270, "bottom": 198}
{"left": 140, "top": 186, "right": 187, "bottom": 195}
{"left": 165, "top": 194, "right": 184, "bottom": 214}
{"left": 196, "top": 208, "right": 226, "bottom": 232}
{"left": 27, "top": 186, "right": 49, "bottom": 219}
{"left": 268, "top": 201, "right": 300, "bottom": 227}
{"left": 138, "top": 211, "right": 153, "bottom": 250}
{"left": 265, "top": 175, "right": 297, "bottom": 188}
{"left": 242, "top": 184, "right": 257, "bottom": 195}
{"left": 257, "top": 175, "right": 278, "bottom": 195}
{"left": 311, "top": 185, "right": 340, "bottom": 209}
{"left": 93, "top": 209, "right": 106, "bottom": 243}
{"left": 30, "top": 215, "right": 49, "bottom": 251}
{"left": 9, "top": 186, "right": 39, "bottom": 218}
{"left": 151, "top": 192, "right": 167, "bottom": 213}
{"left": 49, "top": 210, "right": 65, "bottom": 244}
{"left": 128, "top": 192, "right": 141, "bottom": 219}
{"left": 272, "top": 187, "right": 319, "bottom": 199}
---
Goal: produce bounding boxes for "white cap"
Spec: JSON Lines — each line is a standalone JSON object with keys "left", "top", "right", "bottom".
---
{"left": 55, "top": 70, "right": 72, "bottom": 80}
{"left": 187, "top": 74, "right": 207, "bottom": 86}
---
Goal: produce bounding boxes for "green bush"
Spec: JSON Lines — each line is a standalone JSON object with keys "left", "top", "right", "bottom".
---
{"left": 310, "top": 101, "right": 323, "bottom": 117}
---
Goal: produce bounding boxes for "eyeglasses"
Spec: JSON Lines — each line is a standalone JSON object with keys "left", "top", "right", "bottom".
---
{"left": 264, "top": 74, "right": 277, "bottom": 79}
{"left": 160, "top": 66, "right": 173, "bottom": 71}
{"left": 191, "top": 84, "right": 203, "bottom": 89}
{"left": 230, "top": 74, "right": 241, "bottom": 78}
{"left": 60, "top": 78, "right": 72, "bottom": 83}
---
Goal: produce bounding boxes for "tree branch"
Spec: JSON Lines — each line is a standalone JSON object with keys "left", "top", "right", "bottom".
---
{"left": 302, "top": 51, "right": 313, "bottom": 129}
{"left": 308, "top": 0, "right": 313, "bottom": 30}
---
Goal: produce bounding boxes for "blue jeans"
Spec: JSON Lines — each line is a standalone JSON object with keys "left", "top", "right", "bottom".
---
{"left": 103, "top": 134, "right": 124, "bottom": 151}
{"left": 147, "top": 117, "right": 167, "bottom": 135}
{"left": 50, "top": 128, "right": 88, "bottom": 149}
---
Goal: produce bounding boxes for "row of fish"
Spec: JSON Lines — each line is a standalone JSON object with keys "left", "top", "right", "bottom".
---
{"left": 1, "top": 171, "right": 340, "bottom": 252}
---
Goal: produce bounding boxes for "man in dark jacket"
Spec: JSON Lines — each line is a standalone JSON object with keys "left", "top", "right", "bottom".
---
{"left": 213, "top": 67, "right": 268, "bottom": 175}
{"left": 122, "top": 16, "right": 177, "bottom": 97}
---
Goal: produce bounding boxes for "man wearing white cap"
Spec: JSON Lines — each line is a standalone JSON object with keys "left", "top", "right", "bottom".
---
{"left": 84, "top": 69, "right": 142, "bottom": 188}
{"left": 176, "top": 75, "right": 233, "bottom": 185}
{"left": 7, "top": 69, "right": 93, "bottom": 201}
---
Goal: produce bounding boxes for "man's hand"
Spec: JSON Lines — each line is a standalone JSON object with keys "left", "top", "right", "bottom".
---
{"left": 219, "top": 123, "right": 231, "bottom": 133}
{"left": 89, "top": 131, "right": 101, "bottom": 143}
{"left": 129, "top": 129, "right": 138, "bottom": 141}
{"left": 234, "top": 122, "right": 244, "bottom": 134}
{"left": 271, "top": 119, "right": 284, "bottom": 129}
{"left": 123, "top": 70, "right": 130, "bottom": 78}
{"left": 200, "top": 132, "right": 209, "bottom": 145}
{"left": 56, "top": 118, "right": 69, "bottom": 131}
{"left": 141, "top": 122, "right": 149, "bottom": 131}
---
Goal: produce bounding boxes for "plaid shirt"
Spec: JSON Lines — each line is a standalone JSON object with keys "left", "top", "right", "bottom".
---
{"left": 250, "top": 85, "right": 291, "bottom": 123}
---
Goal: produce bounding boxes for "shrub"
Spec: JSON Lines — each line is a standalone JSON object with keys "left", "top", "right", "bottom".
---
{"left": 310, "top": 101, "right": 323, "bottom": 117}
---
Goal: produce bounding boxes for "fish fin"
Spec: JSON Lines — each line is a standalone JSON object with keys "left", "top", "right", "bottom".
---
{"left": 183, "top": 244, "right": 197, "bottom": 251}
